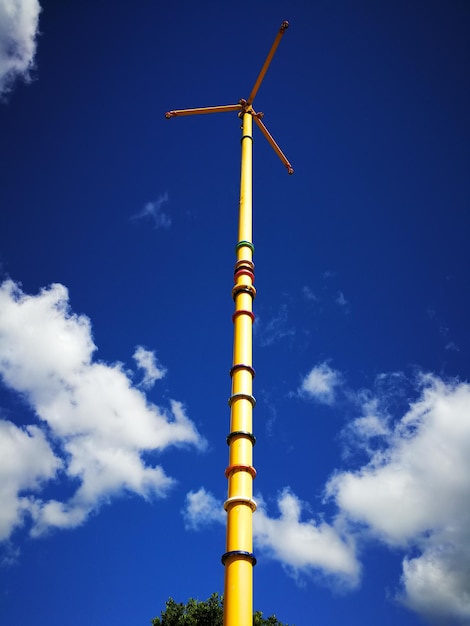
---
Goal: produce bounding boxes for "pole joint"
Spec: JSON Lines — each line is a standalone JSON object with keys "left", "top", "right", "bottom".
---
{"left": 238, "top": 99, "right": 254, "bottom": 118}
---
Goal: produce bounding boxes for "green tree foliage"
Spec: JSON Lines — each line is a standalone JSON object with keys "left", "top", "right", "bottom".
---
{"left": 151, "top": 593, "right": 291, "bottom": 626}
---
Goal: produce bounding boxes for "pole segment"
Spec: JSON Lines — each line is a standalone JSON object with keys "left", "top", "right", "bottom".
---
{"left": 223, "top": 109, "right": 256, "bottom": 626}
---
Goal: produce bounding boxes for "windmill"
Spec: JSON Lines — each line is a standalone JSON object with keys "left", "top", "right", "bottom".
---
{"left": 165, "top": 21, "right": 293, "bottom": 626}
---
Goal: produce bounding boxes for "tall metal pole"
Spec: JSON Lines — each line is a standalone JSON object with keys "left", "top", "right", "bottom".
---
{"left": 165, "top": 22, "right": 292, "bottom": 626}
{"left": 222, "top": 107, "right": 257, "bottom": 626}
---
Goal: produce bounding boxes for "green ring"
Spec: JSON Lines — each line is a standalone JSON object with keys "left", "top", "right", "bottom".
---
{"left": 236, "top": 240, "right": 254, "bottom": 253}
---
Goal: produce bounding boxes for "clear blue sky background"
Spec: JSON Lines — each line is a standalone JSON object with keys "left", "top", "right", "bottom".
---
{"left": 1, "top": 1, "right": 469, "bottom": 625}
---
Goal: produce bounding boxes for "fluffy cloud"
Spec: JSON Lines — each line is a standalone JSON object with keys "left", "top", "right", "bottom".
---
{"left": 0, "top": 0, "right": 41, "bottom": 97}
{"left": 254, "top": 489, "right": 360, "bottom": 586}
{"left": 401, "top": 545, "right": 470, "bottom": 622}
{"left": 183, "top": 487, "right": 225, "bottom": 530}
{"left": 0, "top": 280, "right": 205, "bottom": 540}
{"left": 328, "top": 374, "right": 470, "bottom": 621}
{"left": 182, "top": 486, "right": 359, "bottom": 586}
{"left": 0, "top": 421, "right": 60, "bottom": 541}
{"left": 133, "top": 345, "right": 167, "bottom": 389}
{"left": 299, "top": 361, "right": 342, "bottom": 405}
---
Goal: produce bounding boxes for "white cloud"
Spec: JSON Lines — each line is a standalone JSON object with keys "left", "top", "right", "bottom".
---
{"left": 328, "top": 374, "right": 470, "bottom": 620}
{"left": 339, "top": 394, "right": 392, "bottom": 459}
{"left": 0, "top": 0, "right": 41, "bottom": 97}
{"left": 183, "top": 487, "right": 225, "bottom": 530}
{"left": 133, "top": 345, "right": 167, "bottom": 389}
{"left": 299, "top": 362, "right": 342, "bottom": 405}
{"left": 132, "top": 193, "right": 171, "bottom": 228}
{"left": 0, "top": 420, "right": 60, "bottom": 541}
{"left": 401, "top": 544, "right": 470, "bottom": 623}
{"left": 254, "top": 489, "right": 360, "bottom": 587}
{"left": 348, "top": 413, "right": 389, "bottom": 441}
{"left": 0, "top": 280, "right": 205, "bottom": 540}
{"left": 182, "top": 486, "right": 359, "bottom": 586}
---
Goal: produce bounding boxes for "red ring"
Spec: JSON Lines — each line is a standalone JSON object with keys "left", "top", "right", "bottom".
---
{"left": 232, "top": 309, "right": 255, "bottom": 323}
{"left": 234, "top": 269, "right": 255, "bottom": 282}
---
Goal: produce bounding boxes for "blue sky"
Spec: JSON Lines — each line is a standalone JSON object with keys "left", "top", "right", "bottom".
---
{"left": 0, "top": 1, "right": 469, "bottom": 625}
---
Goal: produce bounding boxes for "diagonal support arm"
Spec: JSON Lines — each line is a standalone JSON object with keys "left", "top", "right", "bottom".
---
{"left": 165, "top": 103, "right": 243, "bottom": 118}
{"left": 247, "top": 21, "right": 289, "bottom": 105}
{"left": 252, "top": 111, "right": 294, "bottom": 174}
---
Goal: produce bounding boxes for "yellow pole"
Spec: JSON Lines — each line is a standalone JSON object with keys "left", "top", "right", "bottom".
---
{"left": 164, "top": 23, "right": 293, "bottom": 626}
{"left": 222, "top": 108, "right": 257, "bottom": 626}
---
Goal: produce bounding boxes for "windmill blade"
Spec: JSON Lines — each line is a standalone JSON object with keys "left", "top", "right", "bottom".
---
{"left": 165, "top": 103, "right": 242, "bottom": 118}
{"left": 246, "top": 21, "right": 289, "bottom": 106}
{"left": 253, "top": 111, "right": 294, "bottom": 174}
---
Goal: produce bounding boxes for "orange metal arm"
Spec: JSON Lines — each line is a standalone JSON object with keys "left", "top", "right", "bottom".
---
{"left": 165, "top": 104, "right": 242, "bottom": 118}
{"left": 246, "top": 21, "right": 289, "bottom": 105}
{"left": 253, "top": 112, "right": 294, "bottom": 174}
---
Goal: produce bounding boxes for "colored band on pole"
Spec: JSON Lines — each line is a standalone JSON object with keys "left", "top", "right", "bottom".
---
{"left": 235, "top": 259, "right": 255, "bottom": 272}
{"left": 240, "top": 134, "right": 253, "bottom": 143}
{"left": 232, "top": 284, "right": 257, "bottom": 300}
{"left": 224, "top": 496, "right": 257, "bottom": 512}
{"left": 229, "top": 363, "right": 256, "bottom": 378}
{"left": 235, "top": 240, "right": 254, "bottom": 254}
{"left": 232, "top": 309, "right": 255, "bottom": 323}
{"left": 234, "top": 269, "right": 255, "bottom": 282}
{"left": 221, "top": 551, "right": 257, "bottom": 566}
{"left": 225, "top": 464, "right": 257, "bottom": 479}
{"left": 228, "top": 392, "right": 256, "bottom": 407}
{"left": 226, "top": 430, "right": 256, "bottom": 446}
